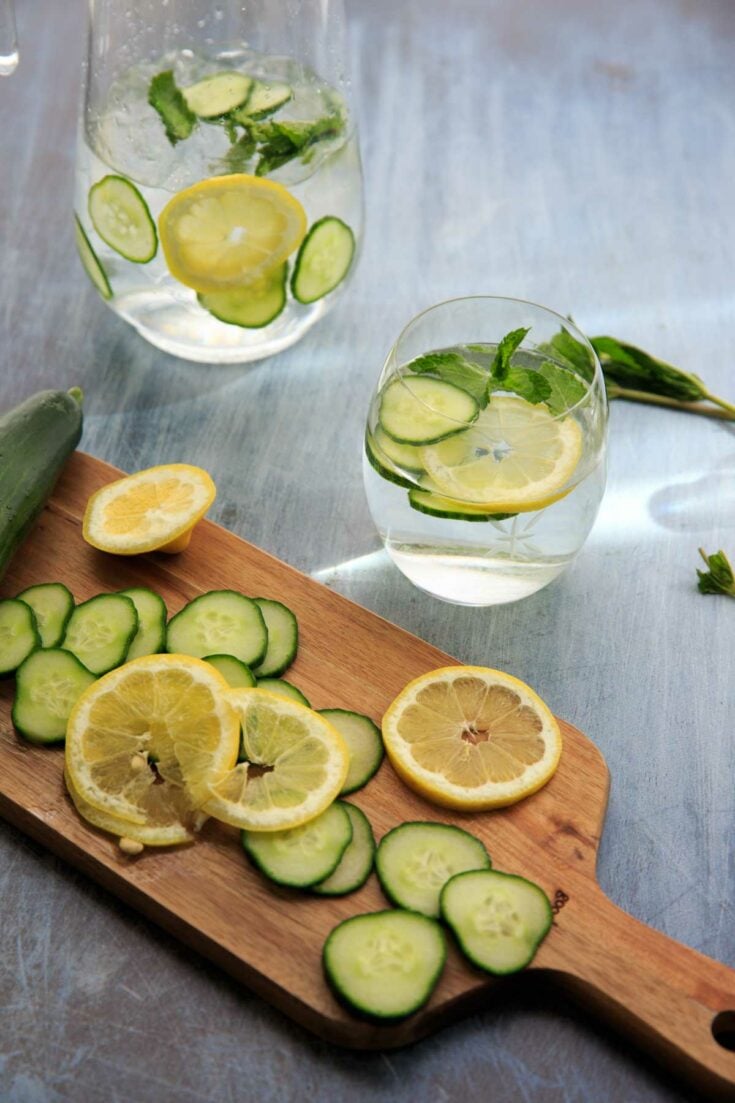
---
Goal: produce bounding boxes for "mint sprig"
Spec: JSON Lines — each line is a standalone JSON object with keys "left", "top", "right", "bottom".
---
{"left": 408, "top": 351, "right": 489, "bottom": 405}
{"left": 148, "top": 70, "right": 196, "bottom": 145}
{"left": 490, "top": 327, "right": 530, "bottom": 383}
{"left": 697, "top": 549, "right": 735, "bottom": 597}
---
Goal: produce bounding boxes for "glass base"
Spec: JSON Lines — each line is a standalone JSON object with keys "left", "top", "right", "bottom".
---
{"left": 385, "top": 546, "right": 571, "bottom": 606}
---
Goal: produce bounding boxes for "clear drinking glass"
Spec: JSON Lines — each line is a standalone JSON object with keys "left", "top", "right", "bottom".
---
{"left": 74, "top": 0, "right": 363, "bottom": 363}
{"left": 363, "top": 297, "right": 608, "bottom": 606}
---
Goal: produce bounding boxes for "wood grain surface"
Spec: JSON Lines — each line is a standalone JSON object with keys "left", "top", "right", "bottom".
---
{"left": 1, "top": 453, "right": 733, "bottom": 1099}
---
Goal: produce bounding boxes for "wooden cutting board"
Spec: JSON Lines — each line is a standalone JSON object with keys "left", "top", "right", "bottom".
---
{"left": 1, "top": 453, "right": 734, "bottom": 1098}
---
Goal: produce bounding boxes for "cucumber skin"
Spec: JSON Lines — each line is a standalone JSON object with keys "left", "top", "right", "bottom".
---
{"left": 0, "top": 390, "right": 83, "bottom": 584}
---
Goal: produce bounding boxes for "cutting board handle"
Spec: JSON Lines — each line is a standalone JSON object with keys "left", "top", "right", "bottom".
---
{"left": 543, "top": 883, "right": 735, "bottom": 1099}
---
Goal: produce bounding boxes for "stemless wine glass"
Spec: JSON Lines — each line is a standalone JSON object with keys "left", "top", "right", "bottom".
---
{"left": 74, "top": 0, "right": 363, "bottom": 363}
{"left": 363, "top": 297, "right": 608, "bottom": 606}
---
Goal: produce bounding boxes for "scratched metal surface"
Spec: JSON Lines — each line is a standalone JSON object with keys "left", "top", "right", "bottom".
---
{"left": 1, "top": 0, "right": 734, "bottom": 1100}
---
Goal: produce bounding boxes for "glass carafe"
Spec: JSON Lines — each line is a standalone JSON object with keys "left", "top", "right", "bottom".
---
{"left": 73, "top": 0, "right": 363, "bottom": 363}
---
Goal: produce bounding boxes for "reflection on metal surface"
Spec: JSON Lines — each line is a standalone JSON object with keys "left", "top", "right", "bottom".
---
{"left": 311, "top": 549, "right": 387, "bottom": 583}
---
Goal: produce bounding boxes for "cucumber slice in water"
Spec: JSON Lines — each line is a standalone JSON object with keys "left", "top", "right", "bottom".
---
{"left": 255, "top": 677, "right": 310, "bottom": 707}
{"left": 373, "top": 425, "right": 425, "bottom": 473}
{"left": 204, "top": 653, "right": 256, "bottom": 688}
{"left": 312, "top": 802, "right": 375, "bottom": 897}
{"left": 0, "top": 598, "right": 40, "bottom": 674}
{"left": 376, "top": 822, "right": 491, "bottom": 919}
{"left": 234, "top": 79, "right": 292, "bottom": 121}
{"left": 182, "top": 72, "right": 252, "bottom": 118}
{"left": 74, "top": 215, "right": 112, "bottom": 300}
{"left": 62, "top": 593, "right": 138, "bottom": 675}
{"left": 166, "top": 590, "right": 268, "bottom": 668}
{"left": 198, "top": 264, "right": 287, "bottom": 328}
{"left": 323, "top": 910, "right": 446, "bottom": 1020}
{"left": 318, "top": 709, "right": 383, "bottom": 795}
{"left": 252, "top": 598, "right": 298, "bottom": 677}
{"left": 379, "top": 376, "right": 479, "bottom": 445}
{"left": 364, "top": 433, "right": 416, "bottom": 490}
{"left": 408, "top": 488, "right": 515, "bottom": 522}
{"left": 119, "top": 587, "right": 167, "bottom": 660}
{"left": 440, "top": 869, "right": 553, "bottom": 974}
{"left": 16, "top": 583, "right": 74, "bottom": 649}
{"left": 291, "top": 217, "right": 355, "bottom": 304}
{"left": 12, "top": 648, "right": 95, "bottom": 744}
{"left": 242, "top": 802, "right": 353, "bottom": 888}
{"left": 88, "top": 176, "right": 158, "bottom": 264}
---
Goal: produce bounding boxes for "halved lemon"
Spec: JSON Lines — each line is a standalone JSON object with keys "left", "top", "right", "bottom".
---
{"left": 381, "top": 666, "right": 562, "bottom": 810}
{"left": 82, "top": 464, "right": 216, "bottom": 555}
{"left": 202, "top": 689, "right": 349, "bottom": 831}
{"left": 419, "top": 395, "right": 583, "bottom": 512}
{"left": 65, "top": 655, "right": 240, "bottom": 828}
{"left": 64, "top": 768, "right": 196, "bottom": 847}
{"left": 159, "top": 174, "right": 307, "bottom": 294}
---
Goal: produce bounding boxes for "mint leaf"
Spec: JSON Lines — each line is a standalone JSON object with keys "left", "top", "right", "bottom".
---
{"left": 224, "top": 132, "right": 256, "bottom": 173}
{"left": 148, "top": 70, "right": 196, "bottom": 145}
{"left": 490, "top": 327, "right": 530, "bottom": 383}
{"left": 488, "top": 367, "right": 551, "bottom": 405}
{"left": 537, "top": 328, "right": 596, "bottom": 382}
{"left": 408, "top": 351, "right": 488, "bottom": 405}
{"left": 591, "top": 337, "right": 707, "bottom": 403}
{"left": 537, "top": 361, "right": 588, "bottom": 415}
{"left": 697, "top": 548, "right": 735, "bottom": 597}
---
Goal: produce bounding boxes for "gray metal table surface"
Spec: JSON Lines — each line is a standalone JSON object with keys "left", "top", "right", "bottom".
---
{"left": 1, "top": 0, "right": 734, "bottom": 1100}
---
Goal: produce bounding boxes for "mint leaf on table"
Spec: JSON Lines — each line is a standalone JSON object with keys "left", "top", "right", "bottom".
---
{"left": 490, "top": 327, "right": 530, "bottom": 382}
{"left": 488, "top": 366, "right": 551, "bottom": 405}
{"left": 148, "top": 70, "right": 196, "bottom": 145}
{"left": 408, "top": 351, "right": 489, "bottom": 405}
{"left": 697, "top": 549, "right": 735, "bottom": 597}
{"left": 537, "top": 361, "right": 588, "bottom": 415}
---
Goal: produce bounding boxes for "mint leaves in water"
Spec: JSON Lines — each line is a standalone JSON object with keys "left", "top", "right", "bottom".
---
{"left": 148, "top": 71, "right": 196, "bottom": 145}
{"left": 697, "top": 549, "right": 735, "bottom": 598}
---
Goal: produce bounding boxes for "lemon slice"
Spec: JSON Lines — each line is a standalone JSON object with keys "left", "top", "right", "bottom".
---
{"left": 419, "top": 395, "right": 583, "bottom": 512}
{"left": 203, "top": 689, "right": 349, "bottom": 831}
{"left": 381, "top": 666, "right": 562, "bottom": 810}
{"left": 82, "top": 464, "right": 216, "bottom": 555}
{"left": 65, "top": 655, "right": 240, "bottom": 827}
{"left": 159, "top": 174, "right": 307, "bottom": 294}
{"left": 64, "top": 768, "right": 196, "bottom": 847}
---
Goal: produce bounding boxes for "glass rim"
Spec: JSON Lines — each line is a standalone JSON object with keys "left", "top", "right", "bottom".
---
{"left": 388, "top": 294, "right": 606, "bottom": 425}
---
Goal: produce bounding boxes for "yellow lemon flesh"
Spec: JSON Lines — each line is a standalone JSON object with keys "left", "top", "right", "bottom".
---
{"left": 82, "top": 464, "right": 216, "bottom": 555}
{"left": 381, "top": 666, "right": 562, "bottom": 810}
{"left": 159, "top": 174, "right": 307, "bottom": 294}
{"left": 203, "top": 689, "right": 349, "bottom": 831}
{"left": 419, "top": 395, "right": 583, "bottom": 513}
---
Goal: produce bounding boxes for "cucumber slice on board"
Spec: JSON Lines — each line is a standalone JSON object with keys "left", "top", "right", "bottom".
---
{"left": 88, "top": 176, "right": 158, "bottom": 264}
{"left": 182, "top": 72, "right": 252, "bottom": 118}
{"left": 252, "top": 598, "right": 298, "bottom": 677}
{"left": 0, "top": 598, "right": 40, "bottom": 674}
{"left": 148, "top": 70, "right": 197, "bottom": 144}
{"left": 256, "top": 677, "right": 310, "bottom": 707}
{"left": 74, "top": 215, "right": 112, "bottom": 300}
{"left": 233, "top": 79, "right": 292, "bottom": 121}
{"left": 241, "top": 802, "right": 353, "bottom": 888}
{"left": 12, "top": 648, "right": 95, "bottom": 744}
{"left": 378, "top": 376, "right": 479, "bottom": 445}
{"left": 198, "top": 264, "right": 287, "bottom": 328}
{"left": 408, "top": 488, "right": 515, "bottom": 522}
{"left": 364, "top": 434, "right": 416, "bottom": 490}
{"left": 376, "top": 822, "right": 491, "bottom": 919}
{"left": 291, "top": 217, "right": 355, "bottom": 304}
{"left": 312, "top": 802, "right": 375, "bottom": 896}
{"left": 204, "top": 653, "right": 256, "bottom": 688}
{"left": 166, "top": 590, "right": 268, "bottom": 668}
{"left": 62, "top": 593, "right": 138, "bottom": 675}
{"left": 440, "top": 869, "right": 552, "bottom": 974}
{"left": 323, "top": 910, "right": 446, "bottom": 1020}
{"left": 16, "top": 583, "right": 74, "bottom": 649}
{"left": 119, "top": 587, "right": 167, "bottom": 660}
{"left": 318, "top": 709, "right": 383, "bottom": 795}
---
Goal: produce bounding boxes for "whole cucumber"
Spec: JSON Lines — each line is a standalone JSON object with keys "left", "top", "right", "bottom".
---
{"left": 0, "top": 388, "right": 83, "bottom": 582}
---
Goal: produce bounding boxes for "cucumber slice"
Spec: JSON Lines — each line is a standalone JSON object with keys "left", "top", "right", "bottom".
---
{"left": 323, "top": 909, "right": 446, "bottom": 1020}
{"left": 255, "top": 677, "right": 310, "bottom": 707}
{"left": 252, "top": 598, "right": 298, "bottom": 677}
{"left": 408, "top": 488, "right": 515, "bottom": 522}
{"left": 183, "top": 72, "right": 252, "bottom": 118}
{"left": 312, "top": 802, "right": 375, "bottom": 896}
{"left": 148, "top": 70, "right": 196, "bottom": 144}
{"left": 379, "top": 376, "right": 479, "bottom": 445}
{"left": 318, "top": 709, "right": 383, "bottom": 795}
{"left": 88, "top": 176, "right": 158, "bottom": 264}
{"left": 198, "top": 264, "right": 287, "bottom": 328}
{"left": 242, "top": 802, "right": 353, "bottom": 888}
{"left": 16, "top": 583, "right": 74, "bottom": 649}
{"left": 0, "top": 599, "right": 40, "bottom": 674}
{"left": 373, "top": 425, "right": 425, "bottom": 473}
{"left": 376, "top": 822, "right": 491, "bottom": 919}
{"left": 166, "top": 590, "right": 268, "bottom": 668}
{"left": 12, "top": 648, "right": 95, "bottom": 744}
{"left": 291, "top": 217, "right": 355, "bottom": 304}
{"left": 119, "top": 587, "right": 167, "bottom": 660}
{"left": 204, "top": 653, "right": 256, "bottom": 688}
{"left": 62, "top": 593, "right": 138, "bottom": 675}
{"left": 364, "top": 433, "right": 416, "bottom": 490}
{"left": 440, "top": 869, "right": 553, "bottom": 974}
{"left": 74, "top": 215, "right": 112, "bottom": 300}
{"left": 234, "top": 79, "right": 292, "bottom": 121}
